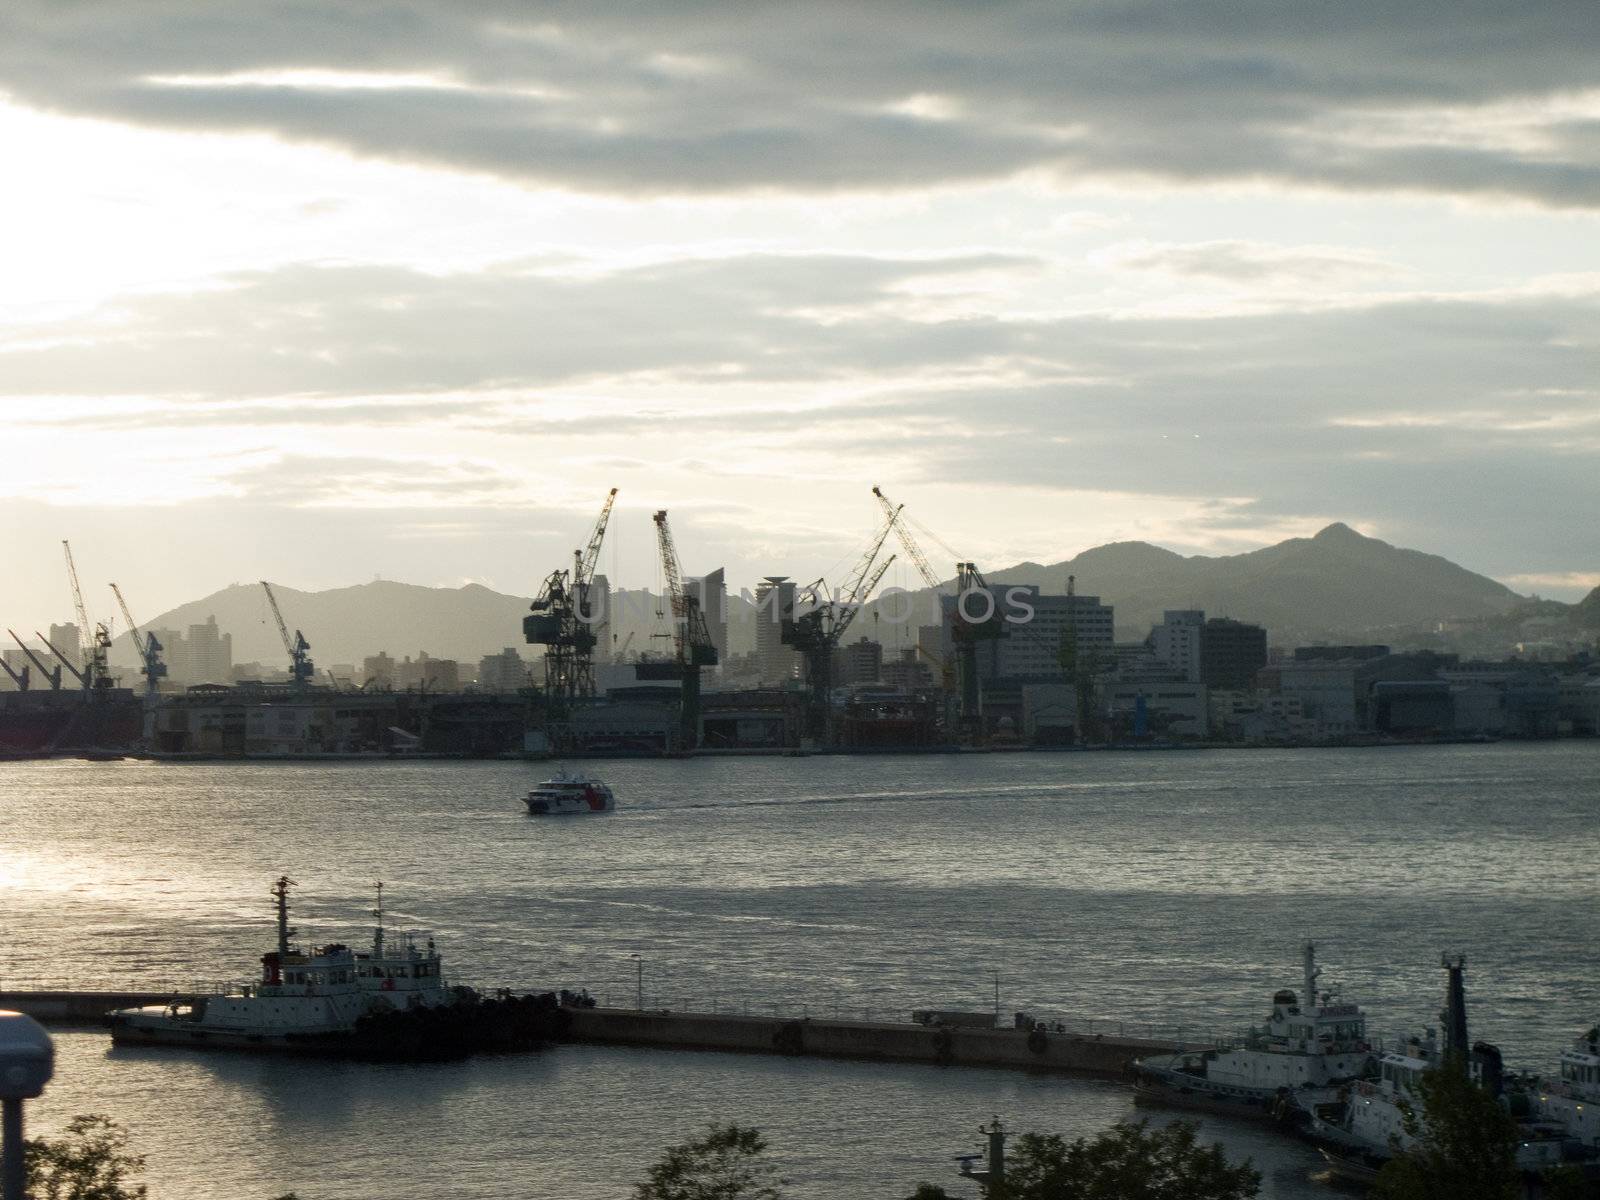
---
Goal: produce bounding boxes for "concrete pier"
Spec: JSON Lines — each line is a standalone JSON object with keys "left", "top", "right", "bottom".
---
{"left": 564, "top": 1006, "right": 1184, "bottom": 1077}
{"left": 0, "top": 990, "right": 185, "bottom": 1023}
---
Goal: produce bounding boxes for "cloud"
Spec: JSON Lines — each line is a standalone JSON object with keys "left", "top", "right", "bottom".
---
{"left": 3, "top": 2, "right": 1600, "bottom": 205}
{"left": 1099, "top": 239, "right": 1401, "bottom": 283}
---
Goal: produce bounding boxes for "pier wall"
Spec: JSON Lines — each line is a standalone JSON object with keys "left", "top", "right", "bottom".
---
{"left": 563, "top": 1007, "right": 1179, "bottom": 1077}
{"left": 0, "top": 991, "right": 180, "bottom": 1023}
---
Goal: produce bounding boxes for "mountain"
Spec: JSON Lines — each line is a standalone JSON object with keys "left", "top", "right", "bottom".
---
{"left": 119, "top": 523, "right": 1529, "bottom": 669}
{"left": 1576, "top": 585, "right": 1600, "bottom": 630}
{"left": 120, "top": 580, "right": 538, "bottom": 668}
{"left": 868, "top": 523, "right": 1523, "bottom": 643}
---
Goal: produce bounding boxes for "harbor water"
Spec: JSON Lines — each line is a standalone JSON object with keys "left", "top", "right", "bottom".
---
{"left": 3, "top": 743, "right": 1597, "bottom": 1198}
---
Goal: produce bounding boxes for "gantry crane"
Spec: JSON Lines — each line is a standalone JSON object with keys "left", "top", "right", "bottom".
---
{"left": 110, "top": 583, "right": 167, "bottom": 697}
{"left": 870, "top": 487, "right": 1001, "bottom": 736}
{"left": 644, "top": 508, "right": 717, "bottom": 748}
{"left": 524, "top": 488, "right": 618, "bottom": 706}
{"left": 62, "top": 540, "right": 113, "bottom": 691}
{"left": 260, "top": 581, "right": 315, "bottom": 687}
{"left": 783, "top": 512, "right": 898, "bottom": 742}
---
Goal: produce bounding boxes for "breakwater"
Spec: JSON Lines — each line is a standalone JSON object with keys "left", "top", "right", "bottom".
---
{"left": 563, "top": 1005, "right": 1186, "bottom": 1077}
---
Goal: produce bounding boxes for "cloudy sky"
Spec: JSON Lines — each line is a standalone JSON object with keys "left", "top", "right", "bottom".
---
{"left": 3, "top": 0, "right": 1598, "bottom": 631}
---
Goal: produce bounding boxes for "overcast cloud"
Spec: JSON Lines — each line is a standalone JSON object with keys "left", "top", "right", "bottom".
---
{"left": 1, "top": 2, "right": 1597, "bottom": 627}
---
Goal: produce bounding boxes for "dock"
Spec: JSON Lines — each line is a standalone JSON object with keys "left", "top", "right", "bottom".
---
{"left": 0, "top": 989, "right": 1189, "bottom": 1077}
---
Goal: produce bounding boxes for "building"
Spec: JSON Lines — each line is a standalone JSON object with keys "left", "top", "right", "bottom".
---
{"left": 880, "top": 647, "right": 934, "bottom": 692}
{"left": 1099, "top": 680, "right": 1209, "bottom": 738}
{"left": 396, "top": 653, "right": 459, "bottom": 691}
{"left": 1199, "top": 618, "right": 1268, "bottom": 690}
{"left": 362, "top": 651, "right": 396, "bottom": 689}
{"left": 754, "top": 576, "right": 800, "bottom": 685}
{"left": 476, "top": 647, "right": 529, "bottom": 692}
{"left": 1149, "top": 610, "right": 1204, "bottom": 681}
{"left": 587, "top": 573, "right": 612, "bottom": 663}
{"left": 955, "top": 585, "right": 1115, "bottom": 684}
{"left": 836, "top": 636, "right": 883, "bottom": 686}
{"left": 689, "top": 568, "right": 728, "bottom": 669}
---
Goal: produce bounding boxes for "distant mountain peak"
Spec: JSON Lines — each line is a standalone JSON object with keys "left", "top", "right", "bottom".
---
{"left": 1312, "top": 521, "right": 1367, "bottom": 543}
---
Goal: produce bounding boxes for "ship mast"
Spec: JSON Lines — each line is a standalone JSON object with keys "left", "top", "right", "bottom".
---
{"left": 1302, "top": 941, "right": 1320, "bottom": 1011}
{"left": 372, "top": 880, "right": 385, "bottom": 958}
{"left": 272, "top": 875, "right": 297, "bottom": 957}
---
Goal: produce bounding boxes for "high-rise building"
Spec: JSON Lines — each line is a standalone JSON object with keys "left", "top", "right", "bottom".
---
{"left": 588, "top": 573, "right": 612, "bottom": 664}
{"left": 838, "top": 636, "right": 883, "bottom": 685}
{"left": 47, "top": 623, "right": 82, "bottom": 665}
{"left": 1200, "top": 618, "right": 1269, "bottom": 690}
{"left": 754, "top": 576, "right": 800, "bottom": 685}
{"left": 1150, "top": 610, "right": 1205, "bottom": 682}
{"left": 363, "top": 651, "right": 396, "bottom": 688}
{"left": 690, "top": 568, "right": 728, "bottom": 668}
{"left": 477, "top": 647, "right": 529, "bottom": 692}
{"left": 948, "top": 585, "right": 1114, "bottom": 683}
{"left": 186, "top": 615, "right": 233, "bottom": 685}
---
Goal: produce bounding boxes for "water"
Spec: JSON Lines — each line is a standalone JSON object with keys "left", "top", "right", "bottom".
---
{"left": 3, "top": 743, "right": 1597, "bottom": 1198}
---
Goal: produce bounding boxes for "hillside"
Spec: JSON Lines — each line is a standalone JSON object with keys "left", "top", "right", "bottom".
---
{"left": 117, "top": 523, "right": 1531, "bottom": 668}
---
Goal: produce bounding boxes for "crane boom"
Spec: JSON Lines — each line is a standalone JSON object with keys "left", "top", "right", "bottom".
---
{"left": 260, "top": 581, "right": 314, "bottom": 686}
{"left": 872, "top": 486, "right": 944, "bottom": 592}
{"left": 574, "top": 487, "right": 618, "bottom": 589}
{"left": 62, "top": 541, "right": 91, "bottom": 660}
{"left": 110, "top": 582, "right": 166, "bottom": 695}
{"left": 833, "top": 552, "right": 896, "bottom": 643}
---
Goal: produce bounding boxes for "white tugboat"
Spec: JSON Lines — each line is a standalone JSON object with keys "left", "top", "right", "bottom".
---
{"left": 1132, "top": 942, "right": 1375, "bottom": 1120}
{"left": 1533, "top": 1024, "right": 1600, "bottom": 1150}
{"left": 108, "top": 878, "right": 564, "bottom": 1059}
{"left": 1303, "top": 955, "right": 1570, "bottom": 1181}
{"left": 524, "top": 770, "right": 615, "bottom": 815}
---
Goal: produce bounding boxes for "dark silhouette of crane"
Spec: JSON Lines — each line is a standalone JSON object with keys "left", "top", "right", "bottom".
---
{"left": 783, "top": 513, "right": 898, "bottom": 743}
{"left": 524, "top": 487, "right": 618, "bottom": 706}
{"left": 8, "top": 631, "right": 61, "bottom": 690}
{"left": 110, "top": 583, "right": 167, "bottom": 697}
{"left": 260, "top": 581, "right": 315, "bottom": 687}
{"left": 646, "top": 508, "right": 718, "bottom": 749}
{"left": 62, "top": 540, "right": 113, "bottom": 691}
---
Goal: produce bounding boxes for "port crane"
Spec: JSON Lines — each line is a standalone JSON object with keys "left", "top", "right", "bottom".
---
{"left": 783, "top": 512, "right": 899, "bottom": 741}
{"left": 524, "top": 488, "right": 618, "bottom": 705}
{"left": 110, "top": 583, "right": 167, "bottom": 697}
{"left": 8, "top": 630, "right": 62, "bottom": 690}
{"left": 63, "top": 540, "right": 113, "bottom": 691}
{"left": 260, "top": 581, "right": 315, "bottom": 687}
{"left": 870, "top": 486, "right": 1001, "bottom": 736}
{"left": 640, "top": 509, "right": 718, "bottom": 748}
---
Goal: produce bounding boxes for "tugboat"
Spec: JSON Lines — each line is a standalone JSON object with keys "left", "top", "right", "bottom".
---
{"left": 1302, "top": 955, "right": 1571, "bottom": 1181}
{"left": 524, "top": 770, "right": 615, "bottom": 815}
{"left": 1132, "top": 942, "right": 1376, "bottom": 1121}
{"left": 109, "top": 878, "right": 567, "bottom": 1059}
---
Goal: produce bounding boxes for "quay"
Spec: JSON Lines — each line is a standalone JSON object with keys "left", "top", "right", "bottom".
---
{"left": 1, "top": 988, "right": 1189, "bottom": 1077}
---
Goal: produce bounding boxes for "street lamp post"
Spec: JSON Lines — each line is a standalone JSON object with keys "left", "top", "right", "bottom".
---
{"left": 0, "top": 1010, "right": 55, "bottom": 1200}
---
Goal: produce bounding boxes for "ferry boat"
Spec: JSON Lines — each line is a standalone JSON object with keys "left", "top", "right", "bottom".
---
{"left": 1302, "top": 956, "right": 1570, "bottom": 1178}
{"left": 109, "top": 878, "right": 566, "bottom": 1059}
{"left": 1132, "top": 943, "right": 1375, "bottom": 1120}
{"left": 525, "top": 770, "right": 615, "bottom": 815}
{"left": 1533, "top": 1024, "right": 1600, "bottom": 1150}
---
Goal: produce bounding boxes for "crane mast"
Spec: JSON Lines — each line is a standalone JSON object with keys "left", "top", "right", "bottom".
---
{"left": 872, "top": 486, "right": 944, "bottom": 592}
{"left": 62, "top": 540, "right": 111, "bottom": 690}
{"left": 524, "top": 488, "right": 619, "bottom": 705}
{"left": 110, "top": 583, "right": 167, "bottom": 696}
{"left": 650, "top": 509, "right": 717, "bottom": 748}
{"left": 260, "top": 581, "right": 315, "bottom": 687}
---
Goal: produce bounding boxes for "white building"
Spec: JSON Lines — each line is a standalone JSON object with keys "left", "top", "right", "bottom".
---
{"left": 953, "top": 585, "right": 1115, "bottom": 683}
{"left": 1150, "top": 610, "right": 1204, "bottom": 682}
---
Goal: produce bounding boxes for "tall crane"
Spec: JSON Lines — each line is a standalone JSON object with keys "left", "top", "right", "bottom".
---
{"left": 260, "top": 581, "right": 315, "bottom": 687}
{"left": 783, "top": 512, "right": 899, "bottom": 742}
{"left": 62, "top": 540, "right": 112, "bottom": 690}
{"left": 645, "top": 509, "right": 717, "bottom": 748}
{"left": 110, "top": 583, "right": 167, "bottom": 697}
{"left": 869, "top": 487, "right": 1000, "bottom": 736}
{"left": 524, "top": 488, "right": 618, "bottom": 706}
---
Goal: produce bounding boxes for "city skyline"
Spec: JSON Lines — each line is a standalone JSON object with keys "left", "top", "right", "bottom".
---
{"left": 4, "top": 3, "right": 1599, "bottom": 634}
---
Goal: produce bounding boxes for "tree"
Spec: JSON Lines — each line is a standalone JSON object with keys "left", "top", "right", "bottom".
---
{"left": 1372, "top": 1065, "right": 1519, "bottom": 1200}
{"left": 24, "top": 1114, "right": 148, "bottom": 1200}
{"left": 634, "top": 1123, "right": 785, "bottom": 1200}
{"left": 905, "top": 1120, "right": 1258, "bottom": 1200}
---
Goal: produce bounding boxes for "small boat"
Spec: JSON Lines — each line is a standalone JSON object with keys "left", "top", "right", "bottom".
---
{"left": 525, "top": 770, "right": 615, "bottom": 815}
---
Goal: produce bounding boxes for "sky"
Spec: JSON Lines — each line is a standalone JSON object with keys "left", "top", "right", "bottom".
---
{"left": 2, "top": 0, "right": 1598, "bottom": 633}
